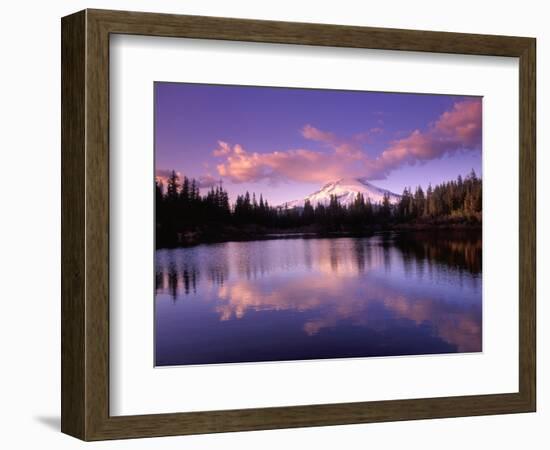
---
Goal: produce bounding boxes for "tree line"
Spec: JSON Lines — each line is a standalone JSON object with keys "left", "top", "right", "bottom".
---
{"left": 156, "top": 170, "right": 481, "bottom": 246}
{"left": 395, "top": 170, "right": 482, "bottom": 221}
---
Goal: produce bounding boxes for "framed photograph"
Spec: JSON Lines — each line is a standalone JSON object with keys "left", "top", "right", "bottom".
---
{"left": 61, "top": 9, "right": 536, "bottom": 440}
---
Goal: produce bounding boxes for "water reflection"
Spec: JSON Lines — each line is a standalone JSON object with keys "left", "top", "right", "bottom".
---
{"left": 155, "top": 232, "right": 482, "bottom": 366}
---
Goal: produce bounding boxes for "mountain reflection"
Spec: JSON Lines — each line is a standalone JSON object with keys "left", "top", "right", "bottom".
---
{"left": 156, "top": 233, "right": 481, "bottom": 293}
{"left": 155, "top": 233, "right": 482, "bottom": 365}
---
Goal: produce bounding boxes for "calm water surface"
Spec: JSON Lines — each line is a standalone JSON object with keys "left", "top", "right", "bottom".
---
{"left": 155, "top": 233, "right": 482, "bottom": 366}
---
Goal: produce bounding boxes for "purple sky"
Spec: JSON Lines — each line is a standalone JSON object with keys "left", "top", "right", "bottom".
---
{"left": 155, "top": 82, "right": 482, "bottom": 206}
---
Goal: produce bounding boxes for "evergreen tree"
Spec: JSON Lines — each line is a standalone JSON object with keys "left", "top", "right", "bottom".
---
{"left": 414, "top": 186, "right": 425, "bottom": 217}
{"left": 380, "top": 192, "right": 391, "bottom": 220}
{"left": 303, "top": 199, "right": 314, "bottom": 224}
{"left": 180, "top": 176, "right": 190, "bottom": 204}
{"left": 166, "top": 171, "right": 179, "bottom": 201}
{"left": 155, "top": 171, "right": 481, "bottom": 247}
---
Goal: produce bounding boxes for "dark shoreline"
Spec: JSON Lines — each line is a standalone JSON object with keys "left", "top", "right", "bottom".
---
{"left": 156, "top": 222, "right": 482, "bottom": 249}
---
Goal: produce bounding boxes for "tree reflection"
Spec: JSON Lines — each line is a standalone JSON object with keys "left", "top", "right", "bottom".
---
{"left": 155, "top": 231, "right": 481, "bottom": 300}
{"left": 155, "top": 233, "right": 483, "bottom": 363}
{"left": 393, "top": 231, "right": 482, "bottom": 275}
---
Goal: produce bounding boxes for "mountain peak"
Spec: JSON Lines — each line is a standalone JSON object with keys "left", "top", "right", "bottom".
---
{"left": 281, "top": 177, "right": 401, "bottom": 209}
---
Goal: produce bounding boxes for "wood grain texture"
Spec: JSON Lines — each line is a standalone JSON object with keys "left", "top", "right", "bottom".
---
{"left": 518, "top": 39, "right": 536, "bottom": 410}
{"left": 89, "top": 8, "right": 532, "bottom": 56}
{"left": 61, "top": 10, "right": 86, "bottom": 439}
{"left": 61, "top": 8, "right": 537, "bottom": 441}
{"left": 85, "top": 9, "right": 111, "bottom": 440}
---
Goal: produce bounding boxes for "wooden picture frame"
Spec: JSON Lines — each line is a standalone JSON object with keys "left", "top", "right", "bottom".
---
{"left": 61, "top": 9, "right": 536, "bottom": 441}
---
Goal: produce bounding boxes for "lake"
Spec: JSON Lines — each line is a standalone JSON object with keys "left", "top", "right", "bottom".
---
{"left": 155, "top": 232, "right": 482, "bottom": 366}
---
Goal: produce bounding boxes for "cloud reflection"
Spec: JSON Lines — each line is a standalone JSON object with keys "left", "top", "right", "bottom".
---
{"left": 155, "top": 233, "right": 482, "bottom": 358}
{"left": 212, "top": 273, "right": 481, "bottom": 352}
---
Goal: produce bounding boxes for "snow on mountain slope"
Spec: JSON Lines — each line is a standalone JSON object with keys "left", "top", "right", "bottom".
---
{"left": 281, "top": 177, "right": 401, "bottom": 209}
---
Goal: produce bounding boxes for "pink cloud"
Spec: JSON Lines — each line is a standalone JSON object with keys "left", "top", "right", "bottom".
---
{"left": 215, "top": 144, "right": 356, "bottom": 183}
{"left": 197, "top": 174, "right": 220, "bottom": 189}
{"left": 301, "top": 124, "right": 337, "bottom": 144}
{"left": 214, "top": 124, "right": 385, "bottom": 183}
{"left": 155, "top": 169, "right": 181, "bottom": 187}
{"left": 155, "top": 169, "right": 219, "bottom": 190}
{"left": 213, "top": 99, "right": 481, "bottom": 184}
{"left": 302, "top": 124, "right": 373, "bottom": 158}
{"left": 366, "top": 99, "right": 482, "bottom": 179}
{"left": 212, "top": 141, "right": 231, "bottom": 156}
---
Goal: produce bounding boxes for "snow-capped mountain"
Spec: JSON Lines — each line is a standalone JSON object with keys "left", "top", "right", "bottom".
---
{"left": 281, "top": 177, "right": 401, "bottom": 209}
